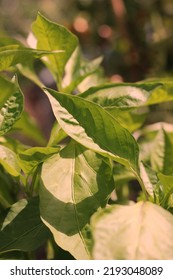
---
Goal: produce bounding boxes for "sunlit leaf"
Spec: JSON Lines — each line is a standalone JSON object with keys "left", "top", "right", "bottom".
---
{"left": 32, "top": 12, "right": 78, "bottom": 86}
{"left": 44, "top": 88, "right": 139, "bottom": 173}
{"left": 91, "top": 201, "right": 173, "bottom": 259}
{"left": 40, "top": 141, "right": 114, "bottom": 259}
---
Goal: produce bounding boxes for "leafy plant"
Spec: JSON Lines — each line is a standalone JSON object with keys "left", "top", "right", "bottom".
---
{"left": 1, "top": 12, "right": 173, "bottom": 260}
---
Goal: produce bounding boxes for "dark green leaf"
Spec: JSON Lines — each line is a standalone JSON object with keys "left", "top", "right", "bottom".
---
{"left": 0, "top": 197, "right": 51, "bottom": 253}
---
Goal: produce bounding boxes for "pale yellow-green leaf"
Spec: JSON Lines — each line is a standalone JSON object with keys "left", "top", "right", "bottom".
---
{"left": 91, "top": 201, "right": 173, "bottom": 259}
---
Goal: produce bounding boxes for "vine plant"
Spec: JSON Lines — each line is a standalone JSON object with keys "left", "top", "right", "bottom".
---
{"left": 1, "top": 13, "right": 173, "bottom": 260}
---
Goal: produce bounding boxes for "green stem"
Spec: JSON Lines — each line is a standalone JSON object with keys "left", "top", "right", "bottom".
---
{"left": 131, "top": 168, "right": 149, "bottom": 201}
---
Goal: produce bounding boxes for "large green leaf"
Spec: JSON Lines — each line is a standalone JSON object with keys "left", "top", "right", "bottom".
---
{"left": 32, "top": 12, "right": 78, "bottom": 86}
{"left": 40, "top": 141, "right": 114, "bottom": 259}
{"left": 0, "top": 197, "right": 51, "bottom": 253}
{"left": 91, "top": 201, "right": 173, "bottom": 259}
{"left": 0, "top": 45, "right": 63, "bottom": 72}
{"left": 18, "top": 146, "right": 60, "bottom": 174}
{"left": 0, "top": 76, "right": 24, "bottom": 136}
{"left": 150, "top": 129, "right": 173, "bottom": 175}
{"left": 80, "top": 79, "right": 173, "bottom": 107}
{"left": 0, "top": 145, "right": 20, "bottom": 177}
{"left": 80, "top": 83, "right": 152, "bottom": 108}
{"left": 44, "top": 88, "right": 139, "bottom": 173}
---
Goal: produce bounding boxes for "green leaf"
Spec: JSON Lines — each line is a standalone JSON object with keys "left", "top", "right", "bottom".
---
{"left": 0, "top": 45, "right": 63, "bottom": 72}
{"left": 17, "top": 60, "right": 44, "bottom": 89}
{"left": 91, "top": 201, "right": 173, "bottom": 259}
{"left": 145, "top": 78, "right": 173, "bottom": 105}
{"left": 44, "top": 88, "right": 139, "bottom": 173}
{"left": 0, "top": 76, "right": 24, "bottom": 136}
{"left": 79, "top": 79, "right": 173, "bottom": 110}
{"left": 0, "top": 76, "right": 16, "bottom": 108}
{"left": 113, "top": 164, "right": 135, "bottom": 186}
{"left": 62, "top": 47, "right": 103, "bottom": 92}
{"left": 18, "top": 146, "right": 60, "bottom": 174}
{"left": 0, "top": 197, "right": 51, "bottom": 253}
{"left": 150, "top": 129, "right": 173, "bottom": 175}
{"left": 0, "top": 37, "right": 23, "bottom": 48}
{"left": 40, "top": 141, "right": 114, "bottom": 259}
{"left": 140, "top": 162, "right": 158, "bottom": 198}
{"left": 107, "top": 107, "right": 147, "bottom": 132}
{"left": 0, "top": 145, "right": 20, "bottom": 177}
{"left": 32, "top": 12, "right": 78, "bottom": 86}
{"left": 79, "top": 83, "right": 151, "bottom": 131}
{"left": 80, "top": 83, "right": 152, "bottom": 108}
{"left": 157, "top": 173, "right": 173, "bottom": 209}
{"left": 47, "top": 121, "right": 67, "bottom": 146}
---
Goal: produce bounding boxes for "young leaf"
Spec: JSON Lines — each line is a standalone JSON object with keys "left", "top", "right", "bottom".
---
{"left": 0, "top": 145, "right": 20, "bottom": 177}
{"left": 32, "top": 12, "right": 78, "bottom": 86}
{"left": 0, "top": 197, "right": 51, "bottom": 253}
{"left": 40, "top": 141, "right": 114, "bottom": 259}
{"left": 18, "top": 146, "right": 60, "bottom": 174}
{"left": 150, "top": 129, "right": 173, "bottom": 175}
{"left": 91, "top": 201, "right": 173, "bottom": 259}
{"left": 43, "top": 88, "right": 139, "bottom": 173}
{"left": 0, "top": 76, "right": 24, "bottom": 136}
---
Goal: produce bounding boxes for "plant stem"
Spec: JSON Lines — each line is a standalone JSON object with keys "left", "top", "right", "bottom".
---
{"left": 131, "top": 168, "right": 149, "bottom": 201}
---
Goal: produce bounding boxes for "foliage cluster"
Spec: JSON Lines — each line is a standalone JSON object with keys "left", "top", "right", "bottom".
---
{"left": 1, "top": 13, "right": 173, "bottom": 259}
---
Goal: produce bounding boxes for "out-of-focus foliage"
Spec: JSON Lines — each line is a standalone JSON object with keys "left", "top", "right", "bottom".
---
{"left": 1, "top": 0, "right": 173, "bottom": 81}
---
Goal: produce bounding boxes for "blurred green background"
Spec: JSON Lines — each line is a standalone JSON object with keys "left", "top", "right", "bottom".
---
{"left": 1, "top": 0, "right": 173, "bottom": 81}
